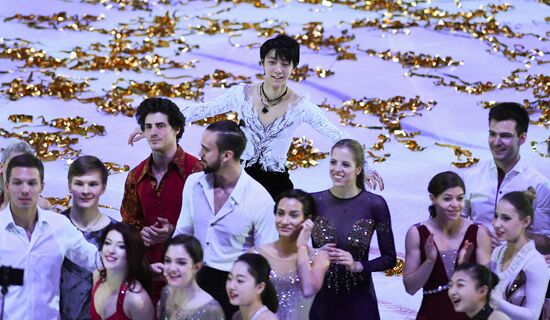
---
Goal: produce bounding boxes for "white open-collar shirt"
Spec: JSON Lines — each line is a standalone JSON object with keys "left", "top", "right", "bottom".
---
{"left": 0, "top": 206, "right": 98, "bottom": 320}
{"left": 463, "top": 157, "right": 550, "bottom": 237}
{"left": 174, "top": 169, "right": 278, "bottom": 272}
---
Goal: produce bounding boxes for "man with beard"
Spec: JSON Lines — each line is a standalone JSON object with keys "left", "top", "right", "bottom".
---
{"left": 463, "top": 102, "right": 550, "bottom": 253}
{"left": 121, "top": 97, "right": 201, "bottom": 304}
{"left": 174, "top": 120, "right": 278, "bottom": 319}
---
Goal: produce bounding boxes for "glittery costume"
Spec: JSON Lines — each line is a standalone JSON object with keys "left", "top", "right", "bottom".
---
{"left": 310, "top": 190, "right": 396, "bottom": 320}
{"left": 415, "top": 223, "right": 479, "bottom": 320}
{"left": 181, "top": 83, "right": 352, "bottom": 173}
{"left": 90, "top": 278, "right": 130, "bottom": 320}
{"left": 253, "top": 246, "right": 319, "bottom": 320}
{"left": 491, "top": 240, "right": 548, "bottom": 320}
{"left": 157, "top": 286, "right": 225, "bottom": 320}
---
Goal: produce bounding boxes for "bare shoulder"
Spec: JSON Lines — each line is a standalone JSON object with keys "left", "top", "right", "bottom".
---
{"left": 124, "top": 282, "right": 154, "bottom": 318}
{"left": 489, "top": 310, "right": 510, "bottom": 320}
{"left": 405, "top": 224, "right": 421, "bottom": 243}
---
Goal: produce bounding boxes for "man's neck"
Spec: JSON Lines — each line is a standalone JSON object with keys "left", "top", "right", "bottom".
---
{"left": 495, "top": 154, "right": 520, "bottom": 175}
{"left": 10, "top": 203, "right": 38, "bottom": 232}
{"left": 213, "top": 162, "right": 241, "bottom": 191}
{"left": 151, "top": 144, "right": 178, "bottom": 172}
{"left": 70, "top": 205, "right": 101, "bottom": 226}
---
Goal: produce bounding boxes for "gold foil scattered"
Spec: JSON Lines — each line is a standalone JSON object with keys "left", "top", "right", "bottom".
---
{"left": 0, "top": 115, "right": 106, "bottom": 161}
{"left": 80, "top": 0, "right": 170, "bottom": 11}
{"left": 289, "top": 64, "right": 335, "bottom": 82}
{"left": 44, "top": 195, "right": 72, "bottom": 213}
{"left": 4, "top": 12, "right": 105, "bottom": 32}
{"left": 435, "top": 143, "right": 479, "bottom": 168}
{"left": 2, "top": 74, "right": 90, "bottom": 101}
{"left": 191, "top": 17, "right": 287, "bottom": 38}
{"left": 191, "top": 112, "right": 238, "bottom": 126}
{"left": 359, "top": 48, "right": 463, "bottom": 69}
{"left": 385, "top": 257, "right": 404, "bottom": 276}
{"left": 294, "top": 22, "right": 356, "bottom": 60}
{"left": 286, "top": 137, "right": 328, "bottom": 170}
{"left": 103, "top": 162, "right": 131, "bottom": 173}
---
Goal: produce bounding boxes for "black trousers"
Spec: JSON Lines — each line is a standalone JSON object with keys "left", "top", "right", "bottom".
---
{"left": 196, "top": 266, "right": 238, "bottom": 320}
{"left": 245, "top": 163, "right": 294, "bottom": 200}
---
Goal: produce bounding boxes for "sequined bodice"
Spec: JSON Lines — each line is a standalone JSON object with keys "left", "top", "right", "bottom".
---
{"left": 271, "top": 269, "right": 305, "bottom": 320}
{"left": 311, "top": 190, "right": 396, "bottom": 294}
{"left": 254, "top": 246, "right": 317, "bottom": 320}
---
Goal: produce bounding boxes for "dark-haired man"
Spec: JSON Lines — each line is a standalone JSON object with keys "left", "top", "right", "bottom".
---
{"left": 121, "top": 97, "right": 201, "bottom": 303}
{"left": 463, "top": 102, "right": 549, "bottom": 252}
{"left": 0, "top": 154, "right": 98, "bottom": 320}
{"left": 174, "top": 120, "right": 278, "bottom": 319}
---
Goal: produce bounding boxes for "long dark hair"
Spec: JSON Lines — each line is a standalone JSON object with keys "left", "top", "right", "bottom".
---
{"left": 235, "top": 253, "right": 278, "bottom": 313}
{"left": 99, "top": 222, "right": 152, "bottom": 294}
{"left": 427, "top": 171, "right": 465, "bottom": 218}
{"left": 331, "top": 139, "right": 365, "bottom": 190}
{"left": 454, "top": 263, "right": 499, "bottom": 303}
{"left": 274, "top": 189, "right": 317, "bottom": 220}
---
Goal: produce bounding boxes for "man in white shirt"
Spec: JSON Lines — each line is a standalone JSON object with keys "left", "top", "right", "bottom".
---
{"left": 0, "top": 154, "right": 97, "bottom": 320}
{"left": 463, "top": 102, "right": 550, "bottom": 253}
{"left": 174, "top": 120, "right": 278, "bottom": 319}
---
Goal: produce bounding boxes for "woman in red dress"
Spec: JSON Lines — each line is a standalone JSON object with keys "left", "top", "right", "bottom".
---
{"left": 403, "top": 171, "right": 492, "bottom": 320}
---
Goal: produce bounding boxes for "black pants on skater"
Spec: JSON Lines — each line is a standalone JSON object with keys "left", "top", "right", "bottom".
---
{"left": 245, "top": 162, "right": 294, "bottom": 200}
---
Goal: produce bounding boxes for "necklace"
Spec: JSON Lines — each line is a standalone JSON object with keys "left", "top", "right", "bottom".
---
{"left": 171, "top": 286, "right": 199, "bottom": 317}
{"left": 259, "top": 83, "right": 288, "bottom": 114}
{"left": 71, "top": 212, "right": 102, "bottom": 232}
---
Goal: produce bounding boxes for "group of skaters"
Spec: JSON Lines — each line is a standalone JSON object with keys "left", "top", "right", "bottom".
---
{"left": 0, "top": 34, "right": 548, "bottom": 320}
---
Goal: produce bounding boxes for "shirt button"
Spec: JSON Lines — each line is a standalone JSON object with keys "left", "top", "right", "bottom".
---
{"left": 206, "top": 242, "right": 210, "bottom": 246}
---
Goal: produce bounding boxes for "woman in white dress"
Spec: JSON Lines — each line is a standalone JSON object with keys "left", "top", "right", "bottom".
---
{"left": 491, "top": 190, "right": 549, "bottom": 319}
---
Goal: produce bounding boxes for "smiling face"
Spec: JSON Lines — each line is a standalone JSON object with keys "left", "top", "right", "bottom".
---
{"left": 493, "top": 199, "right": 530, "bottom": 242}
{"left": 488, "top": 119, "right": 525, "bottom": 168}
{"left": 275, "top": 197, "right": 305, "bottom": 238}
{"left": 448, "top": 270, "right": 487, "bottom": 315}
{"left": 101, "top": 230, "right": 128, "bottom": 271}
{"left": 163, "top": 244, "right": 200, "bottom": 288}
{"left": 329, "top": 147, "right": 362, "bottom": 189}
{"left": 226, "top": 261, "right": 264, "bottom": 307}
{"left": 5, "top": 166, "right": 43, "bottom": 211}
{"left": 430, "top": 186, "right": 464, "bottom": 221}
{"left": 144, "top": 112, "right": 179, "bottom": 153}
{"left": 262, "top": 50, "right": 294, "bottom": 89}
{"left": 69, "top": 170, "right": 105, "bottom": 210}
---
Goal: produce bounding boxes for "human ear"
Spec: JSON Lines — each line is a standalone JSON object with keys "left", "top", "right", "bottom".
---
{"left": 256, "top": 281, "right": 266, "bottom": 295}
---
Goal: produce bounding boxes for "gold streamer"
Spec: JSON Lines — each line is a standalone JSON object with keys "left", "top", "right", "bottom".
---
{"left": 286, "top": 137, "right": 329, "bottom": 170}
{"left": 385, "top": 257, "right": 404, "bottom": 276}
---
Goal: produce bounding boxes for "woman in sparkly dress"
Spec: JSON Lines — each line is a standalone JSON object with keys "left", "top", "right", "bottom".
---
{"left": 157, "top": 235, "right": 225, "bottom": 320}
{"left": 252, "top": 189, "right": 330, "bottom": 320}
{"left": 403, "top": 171, "right": 492, "bottom": 320}
{"left": 310, "top": 139, "right": 396, "bottom": 320}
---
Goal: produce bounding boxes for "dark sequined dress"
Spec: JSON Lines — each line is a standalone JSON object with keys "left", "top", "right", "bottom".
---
{"left": 310, "top": 190, "right": 397, "bottom": 320}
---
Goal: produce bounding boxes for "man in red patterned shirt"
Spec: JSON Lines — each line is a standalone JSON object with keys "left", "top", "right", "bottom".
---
{"left": 121, "top": 97, "right": 201, "bottom": 303}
